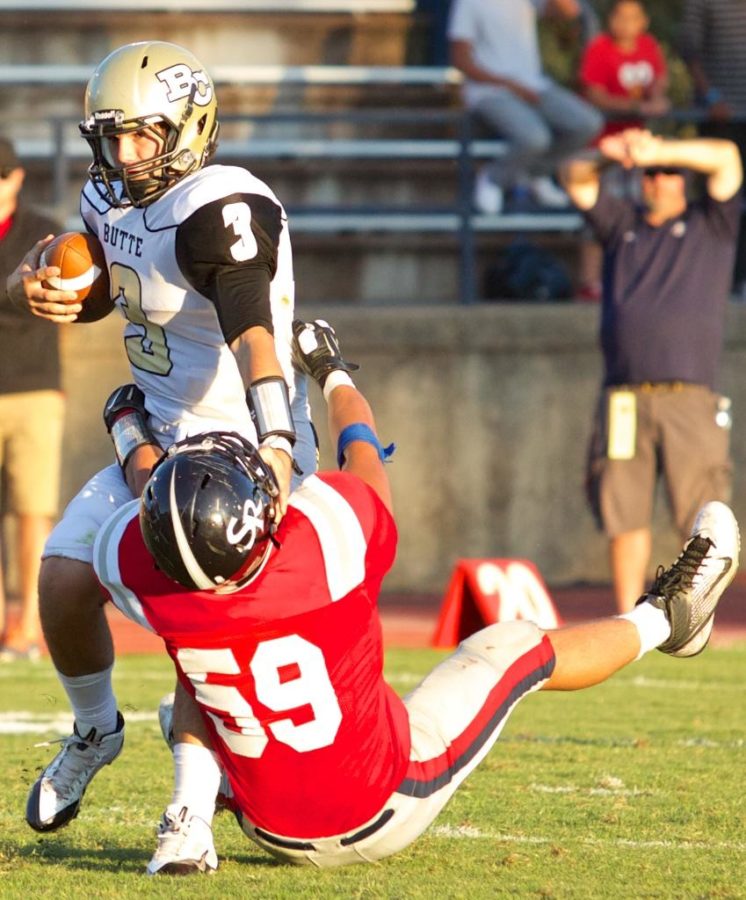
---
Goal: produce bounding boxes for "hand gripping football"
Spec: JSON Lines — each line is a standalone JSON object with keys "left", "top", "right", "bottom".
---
{"left": 40, "top": 231, "right": 115, "bottom": 323}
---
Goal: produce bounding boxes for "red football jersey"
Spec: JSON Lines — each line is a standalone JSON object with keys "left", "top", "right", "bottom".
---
{"left": 95, "top": 472, "right": 409, "bottom": 838}
{"left": 580, "top": 33, "right": 667, "bottom": 138}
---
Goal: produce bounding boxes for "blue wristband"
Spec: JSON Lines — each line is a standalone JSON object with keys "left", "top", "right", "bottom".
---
{"left": 336, "top": 423, "right": 395, "bottom": 468}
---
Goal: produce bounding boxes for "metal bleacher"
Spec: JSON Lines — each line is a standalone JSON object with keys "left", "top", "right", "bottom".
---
{"left": 1, "top": 0, "right": 416, "bottom": 9}
{"left": 4, "top": 61, "right": 584, "bottom": 303}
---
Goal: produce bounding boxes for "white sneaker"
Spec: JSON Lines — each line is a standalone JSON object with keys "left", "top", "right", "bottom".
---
{"left": 26, "top": 712, "right": 125, "bottom": 832}
{"left": 473, "top": 169, "right": 504, "bottom": 215}
{"left": 640, "top": 501, "right": 740, "bottom": 657}
{"left": 147, "top": 806, "right": 218, "bottom": 876}
{"left": 530, "top": 176, "right": 570, "bottom": 209}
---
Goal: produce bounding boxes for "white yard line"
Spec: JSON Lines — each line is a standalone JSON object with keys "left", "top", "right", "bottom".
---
{"left": 0, "top": 710, "right": 157, "bottom": 735}
{"left": 431, "top": 823, "right": 746, "bottom": 852}
{"left": 678, "top": 737, "right": 745, "bottom": 748}
{"left": 529, "top": 782, "right": 654, "bottom": 797}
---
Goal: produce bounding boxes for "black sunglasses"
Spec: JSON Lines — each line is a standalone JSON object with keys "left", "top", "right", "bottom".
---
{"left": 0, "top": 167, "right": 16, "bottom": 179}
{"left": 642, "top": 166, "right": 684, "bottom": 177}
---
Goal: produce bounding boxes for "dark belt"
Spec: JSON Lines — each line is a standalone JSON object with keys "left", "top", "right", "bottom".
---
{"left": 253, "top": 807, "right": 395, "bottom": 852}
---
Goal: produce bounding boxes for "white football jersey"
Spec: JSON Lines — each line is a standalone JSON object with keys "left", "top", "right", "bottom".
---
{"left": 81, "top": 164, "right": 303, "bottom": 445}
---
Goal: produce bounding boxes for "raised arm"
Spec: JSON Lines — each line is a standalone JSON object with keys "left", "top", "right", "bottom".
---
{"left": 599, "top": 128, "right": 743, "bottom": 201}
{"left": 230, "top": 325, "right": 294, "bottom": 520}
{"left": 559, "top": 151, "right": 603, "bottom": 210}
{"left": 561, "top": 128, "right": 744, "bottom": 208}
{"left": 292, "top": 319, "right": 393, "bottom": 513}
{"left": 175, "top": 192, "right": 296, "bottom": 520}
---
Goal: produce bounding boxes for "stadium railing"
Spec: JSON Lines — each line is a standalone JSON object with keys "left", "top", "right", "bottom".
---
{"left": 16, "top": 108, "right": 583, "bottom": 304}
{"left": 5, "top": 64, "right": 585, "bottom": 303}
{"left": 0, "top": 63, "right": 460, "bottom": 87}
{"left": 0, "top": 1, "right": 416, "bottom": 11}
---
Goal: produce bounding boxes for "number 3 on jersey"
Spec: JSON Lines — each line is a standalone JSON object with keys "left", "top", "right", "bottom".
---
{"left": 112, "top": 263, "right": 173, "bottom": 375}
{"left": 177, "top": 635, "right": 343, "bottom": 758}
{"left": 223, "top": 201, "right": 258, "bottom": 262}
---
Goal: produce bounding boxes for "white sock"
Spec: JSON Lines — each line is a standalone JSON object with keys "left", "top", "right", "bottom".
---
{"left": 168, "top": 742, "right": 222, "bottom": 825}
{"left": 57, "top": 664, "right": 118, "bottom": 736}
{"left": 618, "top": 602, "right": 672, "bottom": 660}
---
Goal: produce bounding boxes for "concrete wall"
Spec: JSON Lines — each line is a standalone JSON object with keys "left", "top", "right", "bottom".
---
{"left": 60, "top": 303, "right": 746, "bottom": 593}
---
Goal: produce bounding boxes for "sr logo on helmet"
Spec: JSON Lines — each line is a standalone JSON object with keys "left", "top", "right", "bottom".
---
{"left": 226, "top": 498, "right": 266, "bottom": 547}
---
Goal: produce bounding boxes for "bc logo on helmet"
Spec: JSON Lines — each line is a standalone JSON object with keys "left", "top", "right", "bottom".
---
{"left": 156, "top": 64, "right": 213, "bottom": 107}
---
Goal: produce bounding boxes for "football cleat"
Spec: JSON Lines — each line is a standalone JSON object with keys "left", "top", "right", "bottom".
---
{"left": 26, "top": 712, "right": 125, "bottom": 832}
{"left": 639, "top": 501, "right": 740, "bottom": 657}
{"left": 147, "top": 806, "right": 218, "bottom": 876}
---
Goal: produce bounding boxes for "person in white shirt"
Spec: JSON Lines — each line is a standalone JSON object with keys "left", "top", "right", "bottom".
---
{"left": 449, "top": 0, "right": 603, "bottom": 214}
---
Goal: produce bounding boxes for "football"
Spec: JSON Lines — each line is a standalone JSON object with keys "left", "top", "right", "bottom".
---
{"left": 40, "top": 231, "right": 114, "bottom": 323}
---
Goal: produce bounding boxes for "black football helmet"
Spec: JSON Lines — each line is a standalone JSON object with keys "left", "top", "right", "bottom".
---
{"left": 140, "top": 432, "right": 278, "bottom": 592}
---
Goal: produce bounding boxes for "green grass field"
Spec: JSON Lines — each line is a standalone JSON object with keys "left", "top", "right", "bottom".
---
{"left": 1, "top": 645, "right": 744, "bottom": 899}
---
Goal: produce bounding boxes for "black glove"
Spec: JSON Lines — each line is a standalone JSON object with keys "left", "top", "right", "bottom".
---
{"left": 292, "top": 319, "right": 360, "bottom": 388}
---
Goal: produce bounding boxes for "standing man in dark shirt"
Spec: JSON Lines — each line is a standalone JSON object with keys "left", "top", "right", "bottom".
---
{"left": 560, "top": 128, "right": 742, "bottom": 612}
{"left": 0, "top": 136, "right": 64, "bottom": 659}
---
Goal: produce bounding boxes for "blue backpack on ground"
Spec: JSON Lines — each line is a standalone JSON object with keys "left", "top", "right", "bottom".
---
{"left": 482, "top": 240, "right": 573, "bottom": 302}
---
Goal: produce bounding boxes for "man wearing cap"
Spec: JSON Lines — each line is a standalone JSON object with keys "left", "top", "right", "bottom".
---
{"left": 0, "top": 136, "right": 64, "bottom": 659}
{"left": 560, "top": 128, "right": 742, "bottom": 613}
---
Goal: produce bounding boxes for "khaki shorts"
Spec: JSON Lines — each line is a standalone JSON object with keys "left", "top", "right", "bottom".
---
{"left": 0, "top": 390, "right": 65, "bottom": 517}
{"left": 586, "top": 383, "right": 732, "bottom": 538}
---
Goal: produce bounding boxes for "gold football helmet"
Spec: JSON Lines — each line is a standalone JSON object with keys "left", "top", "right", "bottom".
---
{"left": 80, "top": 41, "right": 219, "bottom": 208}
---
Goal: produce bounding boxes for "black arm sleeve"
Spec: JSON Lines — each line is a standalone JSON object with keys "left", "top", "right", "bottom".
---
{"left": 175, "top": 192, "right": 284, "bottom": 344}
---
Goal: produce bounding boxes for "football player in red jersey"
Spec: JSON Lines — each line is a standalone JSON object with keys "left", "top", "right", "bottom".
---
{"left": 90, "top": 319, "right": 741, "bottom": 875}
{"left": 5, "top": 42, "right": 317, "bottom": 836}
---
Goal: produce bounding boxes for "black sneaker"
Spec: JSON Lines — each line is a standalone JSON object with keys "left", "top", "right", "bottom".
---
{"left": 26, "top": 712, "right": 125, "bottom": 832}
{"left": 639, "top": 502, "right": 740, "bottom": 657}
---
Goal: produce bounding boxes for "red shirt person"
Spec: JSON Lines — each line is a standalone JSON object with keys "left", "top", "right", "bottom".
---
{"left": 580, "top": 0, "right": 669, "bottom": 139}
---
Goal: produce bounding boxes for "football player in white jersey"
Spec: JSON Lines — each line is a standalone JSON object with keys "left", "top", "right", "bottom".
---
{"left": 5, "top": 41, "right": 317, "bottom": 833}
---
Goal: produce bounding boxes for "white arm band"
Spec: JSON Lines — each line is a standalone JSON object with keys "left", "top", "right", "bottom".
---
{"left": 247, "top": 376, "right": 296, "bottom": 445}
